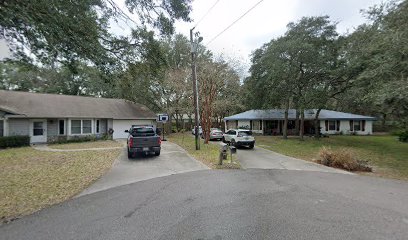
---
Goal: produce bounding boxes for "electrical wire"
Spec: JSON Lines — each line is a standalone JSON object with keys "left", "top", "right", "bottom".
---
{"left": 194, "top": 0, "right": 221, "bottom": 28}
{"left": 206, "top": 0, "right": 264, "bottom": 46}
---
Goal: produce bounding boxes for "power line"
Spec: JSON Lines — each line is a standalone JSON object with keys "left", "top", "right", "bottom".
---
{"left": 206, "top": 0, "right": 264, "bottom": 46}
{"left": 194, "top": 0, "right": 221, "bottom": 28}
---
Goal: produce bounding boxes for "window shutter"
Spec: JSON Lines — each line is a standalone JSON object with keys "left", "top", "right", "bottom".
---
{"left": 260, "top": 120, "right": 262, "bottom": 130}
{"left": 362, "top": 120, "right": 366, "bottom": 131}
{"left": 325, "top": 120, "right": 328, "bottom": 131}
{"left": 336, "top": 120, "right": 340, "bottom": 131}
{"left": 349, "top": 120, "right": 353, "bottom": 131}
{"left": 250, "top": 120, "right": 253, "bottom": 130}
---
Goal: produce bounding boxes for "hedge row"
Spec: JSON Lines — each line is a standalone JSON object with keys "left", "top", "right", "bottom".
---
{"left": 0, "top": 135, "right": 30, "bottom": 148}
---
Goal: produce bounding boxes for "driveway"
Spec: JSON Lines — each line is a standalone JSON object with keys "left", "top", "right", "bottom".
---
{"left": 2, "top": 170, "right": 408, "bottom": 240}
{"left": 79, "top": 141, "right": 208, "bottom": 196}
{"left": 213, "top": 141, "right": 348, "bottom": 174}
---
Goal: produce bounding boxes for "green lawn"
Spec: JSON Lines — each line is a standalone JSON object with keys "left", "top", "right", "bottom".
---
{"left": 168, "top": 133, "right": 240, "bottom": 169}
{"left": 0, "top": 147, "right": 121, "bottom": 222}
{"left": 256, "top": 135, "right": 408, "bottom": 180}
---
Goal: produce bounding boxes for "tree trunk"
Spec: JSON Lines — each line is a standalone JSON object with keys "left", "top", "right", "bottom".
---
{"left": 295, "top": 109, "right": 300, "bottom": 135}
{"left": 283, "top": 99, "right": 289, "bottom": 139}
{"left": 314, "top": 108, "right": 322, "bottom": 139}
{"left": 300, "top": 108, "right": 304, "bottom": 140}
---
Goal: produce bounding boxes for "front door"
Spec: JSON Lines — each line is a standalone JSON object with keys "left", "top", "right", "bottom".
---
{"left": 30, "top": 119, "right": 47, "bottom": 143}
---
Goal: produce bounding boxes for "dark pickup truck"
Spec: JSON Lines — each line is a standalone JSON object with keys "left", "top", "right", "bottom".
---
{"left": 125, "top": 126, "right": 161, "bottom": 158}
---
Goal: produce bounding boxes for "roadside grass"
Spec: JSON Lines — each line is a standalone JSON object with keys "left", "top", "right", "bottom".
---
{"left": 256, "top": 135, "right": 408, "bottom": 180}
{"left": 168, "top": 133, "right": 240, "bottom": 169}
{"left": 49, "top": 140, "right": 123, "bottom": 150}
{"left": 0, "top": 147, "right": 121, "bottom": 222}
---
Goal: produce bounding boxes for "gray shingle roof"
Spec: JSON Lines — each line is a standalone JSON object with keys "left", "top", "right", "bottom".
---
{"left": 0, "top": 90, "right": 157, "bottom": 119}
{"left": 224, "top": 109, "right": 375, "bottom": 121}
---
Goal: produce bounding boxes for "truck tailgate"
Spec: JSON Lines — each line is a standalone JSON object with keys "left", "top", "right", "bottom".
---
{"left": 131, "top": 136, "right": 160, "bottom": 148}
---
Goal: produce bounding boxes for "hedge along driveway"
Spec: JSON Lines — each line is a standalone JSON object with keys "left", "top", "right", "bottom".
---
{"left": 0, "top": 146, "right": 121, "bottom": 223}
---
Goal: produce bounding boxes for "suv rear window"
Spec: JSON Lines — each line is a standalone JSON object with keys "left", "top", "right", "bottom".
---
{"left": 131, "top": 127, "right": 155, "bottom": 137}
{"left": 238, "top": 131, "right": 252, "bottom": 136}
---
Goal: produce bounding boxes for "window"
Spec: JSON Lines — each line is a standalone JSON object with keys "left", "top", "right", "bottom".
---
{"left": 0, "top": 120, "right": 3, "bottom": 137}
{"left": 33, "top": 121, "right": 44, "bottom": 136}
{"left": 71, "top": 120, "right": 81, "bottom": 134}
{"left": 252, "top": 120, "right": 260, "bottom": 130}
{"left": 328, "top": 120, "right": 336, "bottom": 131}
{"left": 70, "top": 119, "right": 93, "bottom": 135}
{"left": 82, "top": 120, "right": 92, "bottom": 134}
{"left": 353, "top": 120, "right": 361, "bottom": 131}
{"left": 96, "top": 120, "right": 100, "bottom": 133}
{"left": 59, "top": 120, "right": 65, "bottom": 135}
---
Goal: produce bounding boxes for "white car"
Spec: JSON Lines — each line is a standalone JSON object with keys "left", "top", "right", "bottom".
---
{"left": 222, "top": 129, "right": 255, "bottom": 149}
{"left": 201, "top": 128, "right": 223, "bottom": 140}
{"left": 191, "top": 126, "right": 202, "bottom": 135}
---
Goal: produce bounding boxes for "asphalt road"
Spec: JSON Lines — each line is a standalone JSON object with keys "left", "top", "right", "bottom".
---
{"left": 79, "top": 141, "right": 209, "bottom": 196}
{"left": 1, "top": 169, "right": 407, "bottom": 240}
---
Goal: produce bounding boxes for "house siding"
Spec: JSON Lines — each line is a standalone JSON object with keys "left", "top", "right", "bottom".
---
{"left": 8, "top": 119, "right": 30, "bottom": 136}
{"left": 47, "top": 119, "right": 58, "bottom": 136}
{"left": 99, "top": 119, "right": 107, "bottom": 134}
{"left": 320, "top": 120, "right": 373, "bottom": 135}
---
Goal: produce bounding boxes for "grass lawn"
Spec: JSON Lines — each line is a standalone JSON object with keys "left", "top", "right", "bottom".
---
{"left": 49, "top": 140, "right": 123, "bottom": 149}
{"left": 256, "top": 135, "right": 408, "bottom": 180}
{"left": 0, "top": 147, "right": 121, "bottom": 222}
{"left": 168, "top": 133, "right": 240, "bottom": 169}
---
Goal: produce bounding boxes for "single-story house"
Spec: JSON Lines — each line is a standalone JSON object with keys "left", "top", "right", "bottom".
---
{"left": 224, "top": 109, "right": 376, "bottom": 135}
{"left": 0, "top": 90, "right": 157, "bottom": 143}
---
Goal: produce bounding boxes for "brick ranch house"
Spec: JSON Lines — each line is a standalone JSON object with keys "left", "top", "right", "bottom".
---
{"left": 224, "top": 109, "right": 376, "bottom": 135}
{"left": 0, "top": 90, "right": 157, "bottom": 143}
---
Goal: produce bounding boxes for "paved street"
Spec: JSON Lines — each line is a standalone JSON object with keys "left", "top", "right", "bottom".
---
{"left": 79, "top": 141, "right": 208, "bottom": 196}
{"left": 1, "top": 169, "right": 407, "bottom": 240}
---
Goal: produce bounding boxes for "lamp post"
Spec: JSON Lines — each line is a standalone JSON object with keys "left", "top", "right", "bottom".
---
{"left": 190, "top": 27, "right": 203, "bottom": 150}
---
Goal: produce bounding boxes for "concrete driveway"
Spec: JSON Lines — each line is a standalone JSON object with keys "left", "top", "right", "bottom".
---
{"left": 79, "top": 141, "right": 208, "bottom": 196}
{"left": 213, "top": 141, "right": 348, "bottom": 174}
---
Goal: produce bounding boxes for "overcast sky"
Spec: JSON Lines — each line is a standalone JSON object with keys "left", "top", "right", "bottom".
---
{"left": 175, "top": 0, "right": 385, "bottom": 70}
{"left": 0, "top": 0, "right": 386, "bottom": 65}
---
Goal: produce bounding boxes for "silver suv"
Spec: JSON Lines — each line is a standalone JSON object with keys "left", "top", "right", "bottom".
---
{"left": 222, "top": 129, "right": 255, "bottom": 149}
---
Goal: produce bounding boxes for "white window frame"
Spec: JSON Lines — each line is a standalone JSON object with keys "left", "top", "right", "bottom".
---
{"left": 58, "top": 119, "right": 66, "bottom": 135}
{"left": 69, "top": 119, "right": 94, "bottom": 135}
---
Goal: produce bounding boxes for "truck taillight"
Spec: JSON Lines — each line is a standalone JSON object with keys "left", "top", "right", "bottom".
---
{"left": 128, "top": 138, "right": 133, "bottom": 147}
{"left": 158, "top": 137, "right": 162, "bottom": 145}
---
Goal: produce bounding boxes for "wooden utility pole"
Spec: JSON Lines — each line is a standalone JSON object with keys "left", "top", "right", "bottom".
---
{"left": 190, "top": 28, "right": 200, "bottom": 150}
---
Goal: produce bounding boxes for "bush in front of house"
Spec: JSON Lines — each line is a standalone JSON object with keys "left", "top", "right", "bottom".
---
{"left": 0, "top": 136, "right": 30, "bottom": 148}
{"left": 315, "top": 147, "right": 372, "bottom": 172}
{"left": 396, "top": 130, "right": 408, "bottom": 142}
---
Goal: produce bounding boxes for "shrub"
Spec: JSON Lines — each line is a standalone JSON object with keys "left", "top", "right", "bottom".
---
{"left": 55, "top": 136, "right": 95, "bottom": 144}
{"left": 0, "top": 136, "right": 30, "bottom": 148}
{"left": 396, "top": 130, "right": 408, "bottom": 142}
{"left": 317, "top": 147, "right": 372, "bottom": 172}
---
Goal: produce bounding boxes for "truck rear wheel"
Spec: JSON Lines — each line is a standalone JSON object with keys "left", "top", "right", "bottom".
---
{"left": 127, "top": 150, "right": 132, "bottom": 158}
{"left": 155, "top": 151, "right": 161, "bottom": 156}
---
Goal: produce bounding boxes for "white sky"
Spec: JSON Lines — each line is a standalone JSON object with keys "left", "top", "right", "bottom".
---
{"left": 174, "top": 0, "right": 385, "bottom": 70}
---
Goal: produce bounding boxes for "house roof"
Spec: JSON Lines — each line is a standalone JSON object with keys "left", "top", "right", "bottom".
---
{"left": 0, "top": 90, "right": 157, "bottom": 119}
{"left": 224, "top": 109, "right": 376, "bottom": 121}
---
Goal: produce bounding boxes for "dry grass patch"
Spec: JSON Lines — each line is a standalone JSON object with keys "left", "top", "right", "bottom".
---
{"left": 49, "top": 140, "right": 123, "bottom": 150}
{"left": 168, "top": 133, "right": 240, "bottom": 169}
{"left": 0, "top": 147, "right": 121, "bottom": 222}
{"left": 316, "top": 147, "right": 372, "bottom": 172}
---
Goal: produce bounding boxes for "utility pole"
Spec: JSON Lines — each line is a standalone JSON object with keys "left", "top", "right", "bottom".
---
{"left": 190, "top": 27, "right": 200, "bottom": 150}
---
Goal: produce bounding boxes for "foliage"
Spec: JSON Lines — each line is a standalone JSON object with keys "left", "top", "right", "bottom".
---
{"left": 0, "top": 135, "right": 30, "bottom": 148}
{"left": 316, "top": 147, "right": 372, "bottom": 172}
{"left": 396, "top": 130, "right": 408, "bottom": 142}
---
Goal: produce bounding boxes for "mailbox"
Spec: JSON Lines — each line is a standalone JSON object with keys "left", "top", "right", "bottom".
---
{"left": 229, "top": 146, "right": 237, "bottom": 154}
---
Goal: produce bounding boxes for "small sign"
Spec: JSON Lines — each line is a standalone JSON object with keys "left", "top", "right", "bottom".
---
{"left": 157, "top": 114, "right": 169, "bottom": 123}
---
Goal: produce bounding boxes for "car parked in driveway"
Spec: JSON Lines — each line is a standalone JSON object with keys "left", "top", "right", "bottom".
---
{"left": 201, "top": 128, "right": 223, "bottom": 140}
{"left": 222, "top": 129, "right": 255, "bottom": 148}
{"left": 126, "top": 126, "right": 161, "bottom": 157}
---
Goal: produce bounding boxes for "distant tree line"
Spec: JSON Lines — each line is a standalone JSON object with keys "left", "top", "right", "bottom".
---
{"left": 244, "top": 0, "right": 408, "bottom": 136}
